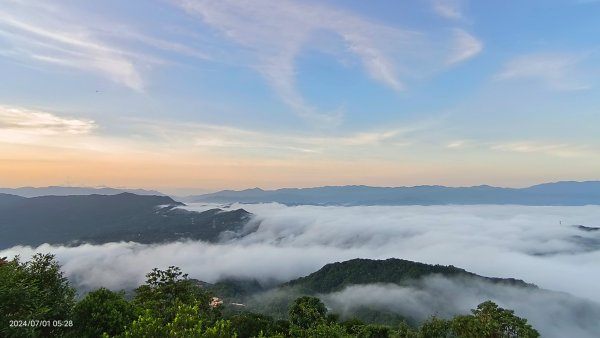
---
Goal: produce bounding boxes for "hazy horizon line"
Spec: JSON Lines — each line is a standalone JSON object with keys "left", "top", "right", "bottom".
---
{"left": 1, "top": 179, "right": 599, "bottom": 197}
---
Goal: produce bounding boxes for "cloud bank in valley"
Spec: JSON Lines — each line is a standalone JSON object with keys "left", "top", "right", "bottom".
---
{"left": 323, "top": 276, "right": 600, "bottom": 338}
{"left": 2, "top": 203, "right": 600, "bottom": 336}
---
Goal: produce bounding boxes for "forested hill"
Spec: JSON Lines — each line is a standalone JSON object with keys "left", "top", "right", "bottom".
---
{"left": 283, "top": 258, "right": 534, "bottom": 293}
{"left": 187, "top": 181, "right": 600, "bottom": 206}
{"left": 0, "top": 192, "right": 180, "bottom": 213}
{"left": 201, "top": 258, "right": 543, "bottom": 329}
{"left": 0, "top": 193, "right": 253, "bottom": 249}
{"left": 203, "top": 258, "right": 536, "bottom": 310}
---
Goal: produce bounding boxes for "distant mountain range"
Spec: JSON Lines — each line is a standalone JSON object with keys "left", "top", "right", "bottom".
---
{"left": 186, "top": 181, "right": 600, "bottom": 206}
{"left": 6, "top": 181, "right": 600, "bottom": 205}
{"left": 0, "top": 186, "right": 165, "bottom": 198}
{"left": 0, "top": 193, "right": 252, "bottom": 249}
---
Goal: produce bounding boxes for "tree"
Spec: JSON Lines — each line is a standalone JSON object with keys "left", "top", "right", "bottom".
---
{"left": 304, "top": 322, "right": 352, "bottom": 338}
{"left": 396, "top": 321, "right": 418, "bottom": 338}
{"left": 341, "top": 319, "right": 395, "bottom": 338}
{"left": 201, "top": 319, "right": 237, "bottom": 338}
{"left": 418, "top": 316, "right": 453, "bottom": 338}
{"left": 355, "top": 324, "right": 393, "bottom": 338}
{"left": 120, "top": 304, "right": 236, "bottom": 338}
{"left": 133, "top": 266, "right": 214, "bottom": 324}
{"left": 70, "top": 288, "right": 137, "bottom": 337}
{"left": 120, "top": 309, "right": 166, "bottom": 338}
{"left": 451, "top": 301, "right": 539, "bottom": 338}
{"left": 230, "top": 312, "right": 276, "bottom": 338}
{"left": 120, "top": 266, "right": 233, "bottom": 337}
{"left": 0, "top": 253, "right": 75, "bottom": 338}
{"left": 341, "top": 318, "right": 365, "bottom": 335}
{"left": 272, "top": 319, "right": 291, "bottom": 335}
{"left": 288, "top": 296, "right": 328, "bottom": 330}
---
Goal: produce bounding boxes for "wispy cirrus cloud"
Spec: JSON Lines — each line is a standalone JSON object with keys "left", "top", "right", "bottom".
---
{"left": 495, "top": 53, "right": 591, "bottom": 91}
{"left": 0, "top": 1, "right": 208, "bottom": 91}
{"left": 130, "top": 117, "right": 427, "bottom": 156}
{"left": 173, "top": 0, "right": 409, "bottom": 125}
{"left": 0, "top": 6, "right": 144, "bottom": 91}
{"left": 108, "top": 28, "right": 211, "bottom": 61}
{"left": 0, "top": 105, "right": 95, "bottom": 135}
{"left": 447, "top": 29, "right": 483, "bottom": 64}
{"left": 0, "top": 105, "right": 97, "bottom": 148}
{"left": 446, "top": 139, "right": 469, "bottom": 149}
{"left": 432, "top": 0, "right": 464, "bottom": 20}
{"left": 173, "top": 0, "right": 482, "bottom": 125}
{"left": 492, "top": 142, "right": 592, "bottom": 158}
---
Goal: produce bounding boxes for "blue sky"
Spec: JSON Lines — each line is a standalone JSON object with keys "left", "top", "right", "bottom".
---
{"left": 0, "top": 0, "right": 599, "bottom": 193}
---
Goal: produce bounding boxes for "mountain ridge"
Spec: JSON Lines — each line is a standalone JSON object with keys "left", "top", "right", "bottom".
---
{"left": 0, "top": 193, "right": 253, "bottom": 249}
{"left": 0, "top": 186, "right": 166, "bottom": 198}
{"left": 283, "top": 258, "right": 534, "bottom": 293}
{"left": 186, "top": 181, "right": 600, "bottom": 206}
{"left": 198, "top": 258, "right": 551, "bottom": 326}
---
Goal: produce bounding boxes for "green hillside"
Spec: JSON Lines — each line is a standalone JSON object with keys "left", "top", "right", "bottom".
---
{"left": 284, "top": 258, "right": 533, "bottom": 293}
{"left": 0, "top": 255, "right": 542, "bottom": 338}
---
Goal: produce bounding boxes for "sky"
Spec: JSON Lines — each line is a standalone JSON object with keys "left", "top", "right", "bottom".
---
{"left": 0, "top": 0, "right": 599, "bottom": 193}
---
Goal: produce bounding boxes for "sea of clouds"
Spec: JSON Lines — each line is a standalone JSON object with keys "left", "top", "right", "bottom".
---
{"left": 2, "top": 203, "right": 600, "bottom": 337}
{"left": 323, "top": 276, "right": 600, "bottom": 338}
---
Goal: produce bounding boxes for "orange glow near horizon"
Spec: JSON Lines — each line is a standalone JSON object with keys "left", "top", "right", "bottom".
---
{"left": 1, "top": 146, "right": 595, "bottom": 193}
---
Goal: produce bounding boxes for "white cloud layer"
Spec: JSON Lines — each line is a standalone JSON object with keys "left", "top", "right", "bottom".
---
{"left": 2, "top": 204, "right": 599, "bottom": 294}
{"left": 3, "top": 204, "right": 598, "bottom": 336}
{"left": 324, "top": 277, "right": 600, "bottom": 338}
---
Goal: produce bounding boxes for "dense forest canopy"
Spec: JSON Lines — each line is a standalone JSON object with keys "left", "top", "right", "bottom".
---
{"left": 284, "top": 258, "right": 533, "bottom": 293}
{"left": 0, "top": 254, "right": 540, "bottom": 338}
